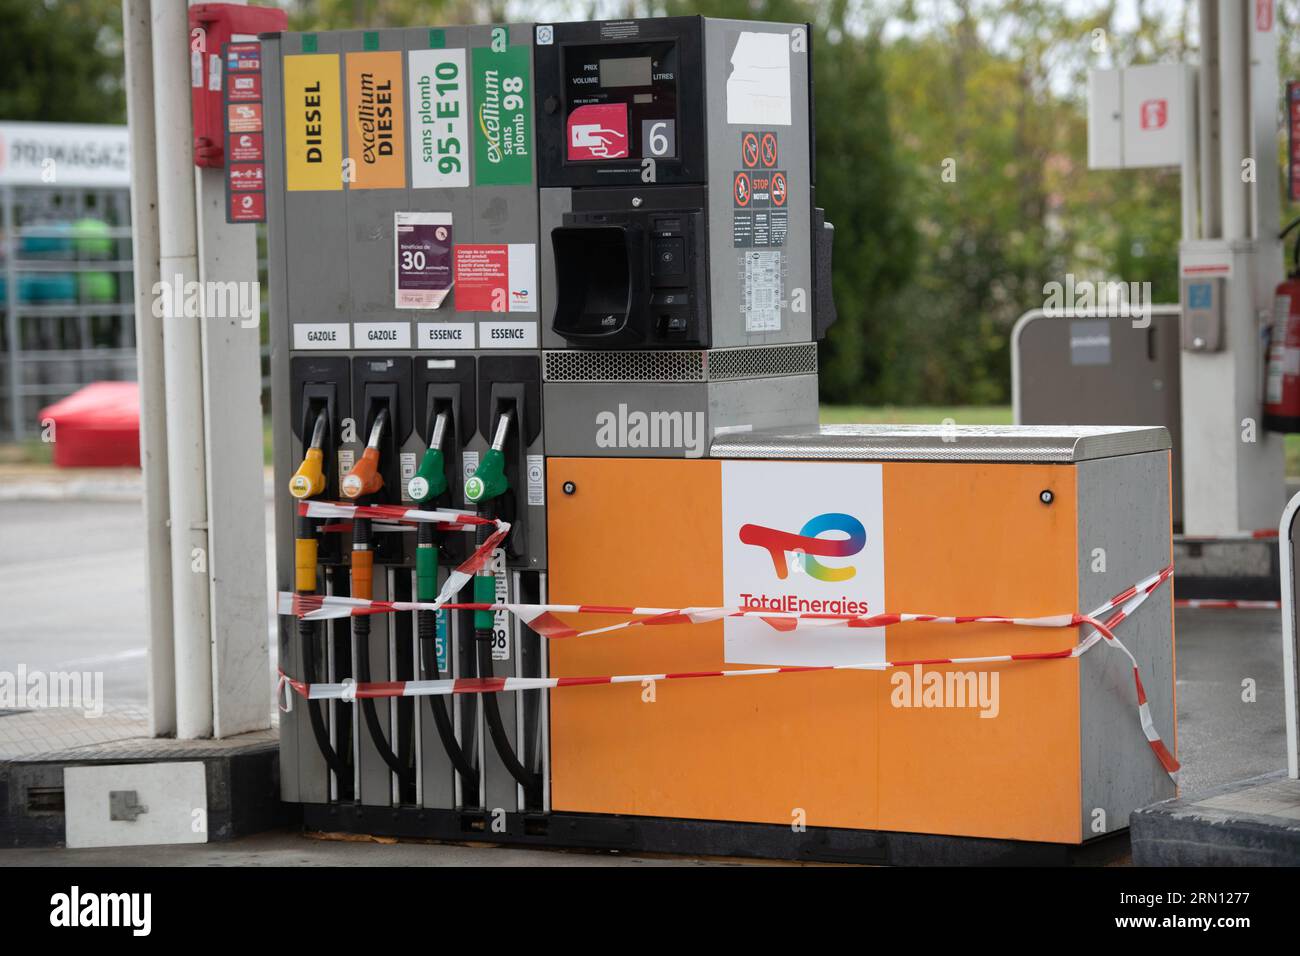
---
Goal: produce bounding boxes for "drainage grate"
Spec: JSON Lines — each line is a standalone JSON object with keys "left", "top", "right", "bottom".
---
{"left": 706, "top": 343, "right": 818, "bottom": 380}
{"left": 543, "top": 349, "right": 706, "bottom": 383}
{"left": 543, "top": 343, "right": 817, "bottom": 383}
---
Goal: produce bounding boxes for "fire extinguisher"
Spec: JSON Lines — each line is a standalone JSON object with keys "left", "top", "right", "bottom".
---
{"left": 1264, "top": 217, "right": 1300, "bottom": 432}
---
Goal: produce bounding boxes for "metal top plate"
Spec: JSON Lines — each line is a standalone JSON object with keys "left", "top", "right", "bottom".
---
{"left": 709, "top": 424, "right": 1171, "bottom": 463}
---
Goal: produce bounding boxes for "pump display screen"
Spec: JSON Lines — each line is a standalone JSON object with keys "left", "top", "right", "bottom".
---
{"left": 599, "top": 57, "right": 652, "bottom": 88}
{"left": 563, "top": 41, "right": 678, "bottom": 162}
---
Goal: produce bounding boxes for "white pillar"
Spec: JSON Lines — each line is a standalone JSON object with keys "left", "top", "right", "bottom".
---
{"left": 195, "top": 128, "right": 270, "bottom": 738}
{"left": 1217, "top": 2, "right": 1248, "bottom": 241}
{"left": 151, "top": 0, "right": 213, "bottom": 738}
{"left": 122, "top": 0, "right": 176, "bottom": 737}
{"left": 1179, "top": 1, "right": 1286, "bottom": 535}
{"left": 1197, "top": 0, "right": 1220, "bottom": 240}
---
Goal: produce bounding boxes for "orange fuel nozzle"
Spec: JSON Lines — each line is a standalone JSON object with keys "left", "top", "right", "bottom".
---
{"left": 341, "top": 406, "right": 390, "bottom": 500}
{"left": 289, "top": 408, "right": 329, "bottom": 500}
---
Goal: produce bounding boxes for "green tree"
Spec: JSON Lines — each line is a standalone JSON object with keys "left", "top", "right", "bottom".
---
{"left": 0, "top": 0, "right": 125, "bottom": 123}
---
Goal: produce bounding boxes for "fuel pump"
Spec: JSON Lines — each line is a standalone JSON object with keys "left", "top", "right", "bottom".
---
{"left": 288, "top": 407, "right": 352, "bottom": 798}
{"left": 466, "top": 408, "right": 543, "bottom": 807}
{"left": 409, "top": 407, "right": 479, "bottom": 805}
{"left": 341, "top": 406, "right": 414, "bottom": 796}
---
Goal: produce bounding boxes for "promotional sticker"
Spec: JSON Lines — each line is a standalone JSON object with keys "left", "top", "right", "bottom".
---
{"left": 409, "top": 48, "right": 469, "bottom": 188}
{"left": 395, "top": 212, "right": 453, "bottom": 309}
{"left": 453, "top": 243, "right": 536, "bottom": 313}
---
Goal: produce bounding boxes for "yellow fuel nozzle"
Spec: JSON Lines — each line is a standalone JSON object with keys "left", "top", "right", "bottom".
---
{"left": 341, "top": 406, "right": 390, "bottom": 500}
{"left": 289, "top": 408, "right": 329, "bottom": 500}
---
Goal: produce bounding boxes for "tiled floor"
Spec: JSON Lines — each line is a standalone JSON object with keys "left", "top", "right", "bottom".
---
{"left": 0, "top": 705, "right": 277, "bottom": 760}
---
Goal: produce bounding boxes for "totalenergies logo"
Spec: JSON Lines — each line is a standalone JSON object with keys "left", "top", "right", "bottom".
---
{"left": 739, "top": 513, "right": 866, "bottom": 582}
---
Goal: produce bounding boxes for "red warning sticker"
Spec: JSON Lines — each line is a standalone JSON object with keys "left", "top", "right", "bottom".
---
{"left": 760, "top": 131, "right": 778, "bottom": 167}
{"left": 771, "top": 171, "right": 787, "bottom": 206}
{"left": 229, "top": 132, "right": 264, "bottom": 163}
{"left": 741, "top": 132, "right": 759, "bottom": 168}
{"left": 228, "top": 163, "right": 265, "bottom": 192}
{"left": 734, "top": 171, "right": 751, "bottom": 207}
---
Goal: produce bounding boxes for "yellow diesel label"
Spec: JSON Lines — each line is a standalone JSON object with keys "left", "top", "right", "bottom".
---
{"left": 284, "top": 54, "right": 342, "bottom": 191}
{"left": 345, "top": 51, "right": 405, "bottom": 189}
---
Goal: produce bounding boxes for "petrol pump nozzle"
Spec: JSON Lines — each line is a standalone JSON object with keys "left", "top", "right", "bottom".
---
{"left": 408, "top": 409, "right": 451, "bottom": 504}
{"left": 288, "top": 408, "right": 329, "bottom": 500}
{"left": 341, "top": 406, "right": 390, "bottom": 500}
{"left": 464, "top": 408, "right": 514, "bottom": 504}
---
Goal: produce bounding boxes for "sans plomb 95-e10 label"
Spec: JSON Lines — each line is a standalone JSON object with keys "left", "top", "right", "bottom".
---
{"left": 409, "top": 48, "right": 468, "bottom": 188}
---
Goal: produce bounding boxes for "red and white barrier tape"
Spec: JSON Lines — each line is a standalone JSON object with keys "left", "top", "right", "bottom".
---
{"left": 1175, "top": 598, "right": 1280, "bottom": 610}
{"left": 296, "top": 500, "right": 509, "bottom": 609}
{"left": 277, "top": 565, "right": 1179, "bottom": 778}
{"left": 1175, "top": 529, "right": 1278, "bottom": 543}
{"left": 298, "top": 500, "right": 492, "bottom": 531}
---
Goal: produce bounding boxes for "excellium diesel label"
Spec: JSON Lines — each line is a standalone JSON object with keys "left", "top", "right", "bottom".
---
{"left": 345, "top": 50, "right": 405, "bottom": 189}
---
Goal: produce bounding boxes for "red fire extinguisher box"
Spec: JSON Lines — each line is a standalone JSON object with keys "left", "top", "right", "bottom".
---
{"left": 190, "top": 2, "right": 287, "bottom": 167}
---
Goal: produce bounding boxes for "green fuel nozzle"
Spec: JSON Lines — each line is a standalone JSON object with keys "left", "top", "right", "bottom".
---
{"left": 464, "top": 408, "right": 514, "bottom": 504}
{"left": 408, "top": 409, "right": 451, "bottom": 504}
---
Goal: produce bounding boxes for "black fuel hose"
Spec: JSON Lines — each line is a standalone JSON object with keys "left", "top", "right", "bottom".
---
{"left": 353, "top": 515, "right": 414, "bottom": 789}
{"left": 473, "top": 505, "right": 542, "bottom": 806}
{"left": 416, "top": 518, "right": 480, "bottom": 802}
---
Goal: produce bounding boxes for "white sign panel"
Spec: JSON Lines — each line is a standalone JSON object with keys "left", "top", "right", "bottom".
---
{"left": 64, "top": 762, "right": 207, "bottom": 849}
{"left": 721, "top": 460, "right": 886, "bottom": 667}
{"left": 417, "top": 321, "right": 475, "bottom": 349}
{"left": 294, "top": 323, "right": 350, "bottom": 349}
{"left": 0, "top": 122, "right": 130, "bottom": 187}
{"left": 479, "top": 321, "right": 538, "bottom": 348}
{"left": 726, "top": 32, "right": 791, "bottom": 126}
{"left": 354, "top": 322, "right": 412, "bottom": 349}
{"left": 1087, "top": 64, "right": 1190, "bottom": 170}
{"left": 409, "top": 49, "right": 469, "bottom": 188}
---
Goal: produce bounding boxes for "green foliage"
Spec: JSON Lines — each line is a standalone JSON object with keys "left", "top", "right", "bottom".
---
{"left": 0, "top": 0, "right": 125, "bottom": 123}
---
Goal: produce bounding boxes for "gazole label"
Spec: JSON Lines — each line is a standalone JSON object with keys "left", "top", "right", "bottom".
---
{"left": 345, "top": 51, "right": 405, "bottom": 189}
{"left": 284, "top": 54, "right": 342, "bottom": 191}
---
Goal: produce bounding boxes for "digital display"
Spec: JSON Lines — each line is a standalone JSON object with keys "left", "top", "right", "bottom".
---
{"left": 599, "top": 57, "right": 652, "bottom": 88}
{"left": 562, "top": 41, "right": 678, "bottom": 163}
